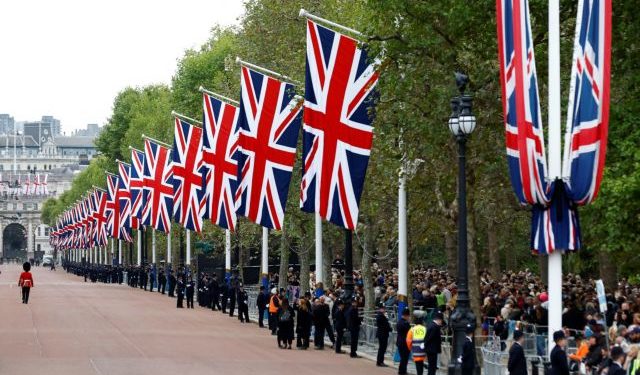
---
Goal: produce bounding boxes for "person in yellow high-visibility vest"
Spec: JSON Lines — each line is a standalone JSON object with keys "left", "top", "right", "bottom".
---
{"left": 406, "top": 317, "right": 427, "bottom": 375}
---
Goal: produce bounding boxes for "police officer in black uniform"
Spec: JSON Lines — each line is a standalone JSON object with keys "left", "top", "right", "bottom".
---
{"left": 459, "top": 324, "right": 476, "bottom": 375}
{"left": 397, "top": 308, "right": 412, "bottom": 375}
{"left": 375, "top": 303, "right": 392, "bottom": 367}
{"left": 256, "top": 285, "right": 268, "bottom": 327}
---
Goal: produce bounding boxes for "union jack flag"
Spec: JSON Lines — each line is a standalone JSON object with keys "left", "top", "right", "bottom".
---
{"left": 497, "top": 0, "right": 550, "bottom": 207}
{"left": 563, "top": 0, "right": 611, "bottom": 205}
{"left": 235, "top": 66, "right": 302, "bottom": 230}
{"left": 200, "top": 93, "right": 240, "bottom": 231}
{"left": 172, "top": 117, "right": 204, "bottom": 232}
{"left": 23, "top": 174, "right": 31, "bottom": 195}
{"left": 117, "top": 161, "right": 133, "bottom": 242}
{"left": 497, "top": 0, "right": 610, "bottom": 254}
{"left": 300, "top": 20, "right": 379, "bottom": 230}
{"left": 130, "top": 148, "right": 145, "bottom": 229}
{"left": 42, "top": 173, "right": 48, "bottom": 195}
{"left": 106, "top": 173, "right": 122, "bottom": 240}
{"left": 141, "top": 139, "right": 174, "bottom": 233}
{"left": 91, "top": 189, "right": 108, "bottom": 247}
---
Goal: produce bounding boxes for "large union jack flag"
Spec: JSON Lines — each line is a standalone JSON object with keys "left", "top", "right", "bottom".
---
{"left": 172, "top": 117, "right": 204, "bottom": 232}
{"left": 497, "top": 0, "right": 610, "bottom": 254}
{"left": 300, "top": 20, "right": 379, "bottom": 230}
{"left": 106, "top": 173, "right": 126, "bottom": 240}
{"left": 235, "top": 66, "right": 302, "bottom": 230}
{"left": 130, "top": 148, "right": 145, "bottom": 228}
{"left": 117, "top": 161, "right": 133, "bottom": 242}
{"left": 142, "top": 138, "right": 174, "bottom": 233}
{"left": 563, "top": 0, "right": 611, "bottom": 205}
{"left": 497, "top": 0, "right": 550, "bottom": 207}
{"left": 200, "top": 93, "right": 240, "bottom": 231}
{"left": 91, "top": 189, "right": 108, "bottom": 247}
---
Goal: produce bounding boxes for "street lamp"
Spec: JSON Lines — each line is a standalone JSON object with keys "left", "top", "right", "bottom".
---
{"left": 447, "top": 72, "right": 477, "bottom": 375}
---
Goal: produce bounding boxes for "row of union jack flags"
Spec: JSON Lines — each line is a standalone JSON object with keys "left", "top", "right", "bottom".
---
{"left": 497, "top": 0, "right": 611, "bottom": 253}
{"left": 50, "top": 18, "right": 379, "bottom": 251}
{"left": 0, "top": 173, "right": 49, "bottom": 196}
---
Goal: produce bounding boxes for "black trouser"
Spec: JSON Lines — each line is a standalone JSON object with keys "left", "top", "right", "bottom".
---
{"left": 228, "top": 294, "right": 236, "bottom": 316}
{"left": 297, "top": 331, "right": 309, "bottom": 348}
{"left": 22, "top": 287, "right": 30, "bottom": 303}
{"left": 177, "top": 293, "right": 184, "bottom": 308}
{"left": 335, "top": 328, "right": 344, "bottom": 352}
{"left": 211, "top": 294, "right": 219, "bottom": 310}
{"left": 221, "top": 295, "right": 227, "bottom": 313}
{"left": 160, "top": 281, "right": 166, "bottom": 294}
{"left": 427, "top": 353, "right": 437, "bottom": 375}
{"left": 416, "top": 360, "right": 425, "bottom": 375}
{"left": 314, "top": 324, "right": 326, "bottom": 348}
{"left": 326, "top": 322, "right": 336, "bottom": 344}
{"left": 186, "top": 293, "right": 194, "bottom": 308}
{"left": 149, "top": 278, "right": 154, "bottom": 292}
{"left": 169, "top": 285, "right": 175, "bottom": 297}
{"left": 377, "top": 336, "right": 388, "bottom": 364}
{"left": 258, "top": 308, "right": 266, "bottom": 327}
{"left": 269, "top": 313, "right": 278, "bottom": 334}
{"left": 398, "top": 345, "right": 410, "bottom": 374}
{"left": 350, "top": 327, "right": 359, "bottom": 356}
{"left": 239, "top": 305, "right": 249, "bottom": 322}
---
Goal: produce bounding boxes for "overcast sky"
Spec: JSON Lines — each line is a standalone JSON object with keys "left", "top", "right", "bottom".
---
{"left": 0, "top": 0, "right": 244, "bottom": 134}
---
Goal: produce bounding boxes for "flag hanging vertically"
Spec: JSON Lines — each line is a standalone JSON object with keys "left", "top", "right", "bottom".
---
{"left": 235, "top": 66, "right": 302, "bottom": 230}
{"left": 91, "top": 189, "right": 109, "bottom": 247}
{"left": 141, "top": 138, "right": 174, "bottom": 233}
{"left": 563, "top": 0, "right": 611, "bottom": 205}
{"left": 496, "top": 0, "right": 610, "bottom": 253}
{"left": 299, "top": 20, "right": 379, "bottom": 230}
{"left": 172, "top": 117, "right": 204, "bottom": 232}
{"left": 130, "top": 148, "right": 145, "bottom": 229}
{"left": 106, "top": 173, "right": 122, "bottom": 240}
{"left": 200, "top": 92, "right": 240, "bottom": 231}
{"left": 117, "top": 161, "right": 133, "bottom": 242}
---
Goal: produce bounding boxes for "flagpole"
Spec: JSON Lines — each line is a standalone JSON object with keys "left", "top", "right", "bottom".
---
{"left": 172, "top": 111, "right": 202, "bottom": 125}
{"left": 547, "top": 0, "right": 563, "bottom": 355}
{"left": 398, "top": 165, "right": 408, "bottom": 317}
{"left": 199, "top": 86, "right": 239, "bottom": 105}
{"left": 225, "top": 229, "right": 231, "bottom": 282}
{"left": 186, "top": 229, "right": 191, "bottom": 265}
{"left": 235, "top": 57, "right": 301, "bottom": 85}
{"left": 299, "top": 9, "right": 365, "bottom": 38}
{"left": 150, "top": 228, "right": 155, "bottom": 264}
{"left": 315, "top": 212, "right": 323, "bottom": 287}
{"left": 261, "top": 227, "right": 269, "bottom": 289}
{"left": 118, "top": 240, "right": 122, "bottom": 265}
{"left": 141, "top": 134, "right": 172, "bottom": 149}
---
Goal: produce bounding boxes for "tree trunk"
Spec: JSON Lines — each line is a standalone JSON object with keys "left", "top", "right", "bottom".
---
{"left": 598, "top": 249, "right": 617, "bottom": 291}
{"left": 467, "top": 179, "right": 481, "bottom": 327}
{"left": 445, "top": 231, "right": 457, "bottom": 278}
{"left": 488, "top": 222, "right": 500, "bottom": 277}
{"left": 300, "top": 244, "right": 310, "bottom": 294}
{"left": 278, "top": 231, "right": 289, "bottom": 290}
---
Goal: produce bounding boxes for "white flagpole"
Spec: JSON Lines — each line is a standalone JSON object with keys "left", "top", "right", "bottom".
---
{"left": 110, "top": 239, "right": 114, "bottom": 265}
{"left": 398, "top": 167, "right": 408, "bottom": 314}
{"left": 118, "top": 240, "right": 122, "bottom": 265}
{"left": 547, "top": 0, "right": 563, "bottom": 355}
{"left": 225, "top": 229, "right": 231, "bottom": 280}
{"left": 150, "top": 228, "right": 155, "bottom": 264}
{"left": 105, "top": 245, "right": 109, "bottom": 265}
{"left": 138, "top": 229, "right": 143, "bottom": 266}
{"left": 98, "top": 245, "right": 101, "bottom": 264}
{"left": 167, "top": 229, "right": 172, "bottom": 264}
{"left": 261, "top": 227, "right": 269, "bottom": 287}
{"left": 315, "top": 212, "right": 323, "bottom": 286}
{"left": 186, "top": 229, "right": 191, "bottom": 265}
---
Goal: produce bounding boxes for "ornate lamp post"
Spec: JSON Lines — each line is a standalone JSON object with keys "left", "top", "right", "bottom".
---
{"left": 447, "top": 72, "right": 477, "bottom": 375}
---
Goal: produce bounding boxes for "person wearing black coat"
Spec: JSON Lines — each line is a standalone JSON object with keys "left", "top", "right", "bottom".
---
{"left": 508, "top": 330, "right": 528, "bottom": 375}
{"left": 549, "top": 330, "right": 570, "bottom": 375}
{"left": 220, "top": 282, "right": 229, "bottom": 313}
{"left": 158, "top": 269, "right": 166, "bottom": 295}
{"left": 237, "top": 287, "right": 250, "bottom": 323}
{"left": 168, "top": 271, "right": 177, "bottom": 297}
{"left": 459, "top": 325, "right": 475, "bottom": 375}
{"left": 375, "top": 305, "right": 393, "bottom": 366}
{"left": 333, "top": 300, "right": 347, "bottom": 353}
{"left": 176, "top": 276, "right": 185, "bottom": 308}
{"left": 277, "top": 298, "right": 295, "bottom": 349}
{"left": 347, "top": 299, "right": 361, "bottom": 358}
{"left": 396, "top": 309, "right": 412, "bottom": 375}
{"left": 425, "top": 313, "right": 444, "bottom": 375}
{"left": 608, "top": 347, "right": 627, "bottom": 375}
{"left": 296, "top": 297, "right": 312, "bottom": 349}
{"left": 210, "top": 275, "right": 220, "bottom": 310}
{"left": 256, "top": 286, "right": 269, "bottom": 327}
{"left": 185, "top": 279, "right": 195, "bottom": 308}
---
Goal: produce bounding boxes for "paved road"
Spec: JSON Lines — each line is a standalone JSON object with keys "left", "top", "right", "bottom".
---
{"left": 0, "top": 264, "right": 393, "bottom": 375}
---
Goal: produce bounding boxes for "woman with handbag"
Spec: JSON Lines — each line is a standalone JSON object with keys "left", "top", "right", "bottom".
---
{"left": 19, "top": 262, "right": 34, "bottom": 304}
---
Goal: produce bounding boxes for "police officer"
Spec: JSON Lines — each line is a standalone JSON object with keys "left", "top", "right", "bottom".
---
{"left": 396, "top": 308, "right": 412, "bottom": 375}
{"left": 347, "top": 299, "right": 361, "bottom": 358}
{"left": 186, "top": 278, "right": 195, "bottom": 309}
{"left": 228, "top": 272, "right": 239, "bottom": 317}
{"left": 406, "top": 314, "right": 427, "bottom": 375}
{"left": 220, "top": 280, "right": 229, "bottom": 313}
{"left": 425, "top": 312, "right": 444, "bottom": 375}
{"left": 549, "top": 330, "right": 569, "bottom": 375}
{"left": 168, "top": 270, "right": 177, "bottom": 297}
{"left": 176, "top": 275, "right": 185, "bottom": 308}
{"left": 237, "top": 286, "right": 249, "bottom": 323}
{"left": 333, "top": 300, "right": 346, "bottom": 353}
{"left": 256, "top": 285, "right": 268, "bottom": 327}
{"left": 508, "top": 330, "right": 527, "bottom": 375}
{"left": 375, "top": 303, "right": 392, "bottom": 367}
{"left": 459, "top": 324, "right": 476, "bottom": 375}
{"left": 210, "top": 274, "right": 220, "bottom": 311}
{"left": 158, "top": 268, "right": 166, "bottom": 295}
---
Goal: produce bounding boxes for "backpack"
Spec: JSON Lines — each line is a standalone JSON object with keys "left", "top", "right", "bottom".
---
{"left": 280, "top": 309, "right": 291, "bottom": 322}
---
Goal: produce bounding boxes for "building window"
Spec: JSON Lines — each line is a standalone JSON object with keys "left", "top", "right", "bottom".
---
{"left": 37, "top": 244, "right": 41, "bottom": 252}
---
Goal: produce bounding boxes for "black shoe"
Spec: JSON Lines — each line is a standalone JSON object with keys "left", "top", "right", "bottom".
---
{"left": 350, "top": 354, "right": 360, "bottom": 358}
{"left": 376, "top": 363, "right": 388, "bottom": 367}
